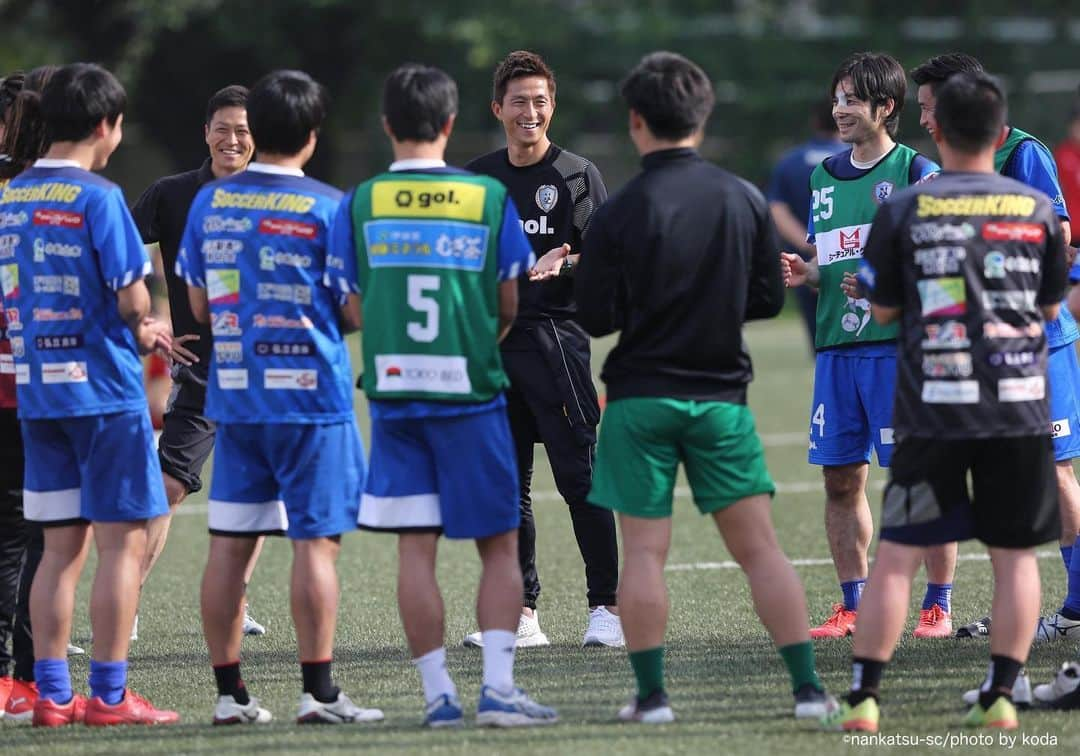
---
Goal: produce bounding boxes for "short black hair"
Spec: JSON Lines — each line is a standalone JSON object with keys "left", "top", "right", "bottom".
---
{"left": 910, "top": 53, "right": 984, "bottom": 93}
{"left": 247, "top": 70, "right": 326, "bottom": 156}
{"left": 620, "top": 51, "right": 714, "bottom": 141}
{"left": 41, "top": 62, "right": 126, "bottom": 143}
{"left": 382, "top": 64, "right": 458, "bottom": 143}
{"left": 934, "top": 71, "right": 1007, "bottom": 154}
{"left": 830, "top": 52, "right": 906, "bottom": 138}
{"left": 492, "top": 51, "right": 556, "bottom": 104}
{"left": 206, "top": 84, "right": 248, "bottom": 124}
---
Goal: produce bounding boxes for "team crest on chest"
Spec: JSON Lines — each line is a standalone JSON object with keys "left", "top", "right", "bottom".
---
{"left": 872, "top": 180, "right": 894, "bottom": 204}
{"left": 535, "top": 184, "right": 558, "bottom": 212}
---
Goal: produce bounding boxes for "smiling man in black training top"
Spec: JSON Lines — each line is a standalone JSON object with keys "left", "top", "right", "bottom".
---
{"left": 465, "top": 50, "right": 622, "bottom": 649}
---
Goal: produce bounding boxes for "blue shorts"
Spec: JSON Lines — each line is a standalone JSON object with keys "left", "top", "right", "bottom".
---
{"left": 808, "top": 348, "right": 896, "bottom": 468}
{"left": 208, "top": 421, "right": 363, "bottom": 540}
{"left": 360, "top": 407, "right": 519, "bottom": 540}
{"left": 1048, "top": 343, "right": 1080, "bottom": 461}
{"left": 21, "top": 410, "right": 168, "bottom": 525}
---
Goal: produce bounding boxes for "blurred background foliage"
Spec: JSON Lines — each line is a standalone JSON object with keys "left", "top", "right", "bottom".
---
{"left": 1, "top": 0, "right": 1078, "bottom": 194}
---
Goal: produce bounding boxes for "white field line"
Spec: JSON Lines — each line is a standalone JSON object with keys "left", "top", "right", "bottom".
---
{"left": 667, "top": 550, "right": 1062, "bottom": 572}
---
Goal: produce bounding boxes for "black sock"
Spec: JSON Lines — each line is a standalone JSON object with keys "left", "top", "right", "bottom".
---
{"left": 979, "top": 655, "right": 1023, "bottom": 709}
{"left": 213, "top": 662, "right": 250, "bottom": 705}
{"left": 301, "top": 660, "right": 339, "bottom": 704}
{"left": 847, "top": 657, "right": 885, "bottom": 706}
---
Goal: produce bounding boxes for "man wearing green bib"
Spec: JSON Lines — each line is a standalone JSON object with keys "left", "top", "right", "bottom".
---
{"left": 782, "top": 52, "right": 944, "bottom": 640}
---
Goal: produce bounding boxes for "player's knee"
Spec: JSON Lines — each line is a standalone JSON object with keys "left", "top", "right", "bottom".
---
{"left": 823, "top": 465, "right": 865, "bottom": 503}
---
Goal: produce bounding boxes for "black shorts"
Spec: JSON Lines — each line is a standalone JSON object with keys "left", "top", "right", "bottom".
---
{"left": 880, "top": 434, "right": 1059, "bottom": 549}
{"left": 158, "top": 374, "right": 215, "bottom": 495}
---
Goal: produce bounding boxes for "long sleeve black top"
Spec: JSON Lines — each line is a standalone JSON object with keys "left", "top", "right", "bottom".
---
{"left": 575, "top": 148, "right": 784, "bottom": 404}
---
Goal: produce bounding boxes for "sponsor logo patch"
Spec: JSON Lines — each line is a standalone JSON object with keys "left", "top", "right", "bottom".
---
{"left": 371, "top": 180, "right": 486, "bottom": 221}
{"left": 922, "top": 321, "right": 970, "bottom": 350}
{"left": 31, "top": 209, "right": 83, "bottom": 227}
{"left": 217, "top": 368, "right": 248, "bottom": 390}
{"left": 915, "top": 246, "right": 966, "bottom": 275}
{"left": 259, "top": 217, "right": 317, "bottom": 239}
{"left": 1052, "top": 418, "right": 1072, "bottom": 439}
{"left": 999, "top": 375, "right": 1045, "bottom": 402}
{"left": 922, "top": 379, "right": 979, "bottom": 404}
{"left": 1, "top": 264, "right": 19, "bottom": 298}
{"left": 374, "top": 354, "right": 471, "bottom": 394}
{"left": 32, "top": 275, "right": 79, "bottom": 296}
{"left": 259, "top": 246, "right": 312, "bottom": 271}
{"left": 982, "top": 222, "right": 1045, "bottom": 243}
{"left": 252, "top": 313, "right": 313, "bottom": 329}
{"left": 0, "top": 211, "right": 28, "bottom": 228}
{"left": 0, "top": 234, "right": 19, "bottom": 259}
{"left": 916, "top": 194, "right": 1037, "bottom": 218}
{"left": 41, "top": 361, "right": 87, "bottom": 384}
{"left": 211, "top": 310, "right": 241, "bottom": 336}
{"left": 32, "top": 307, "right": 82, "bottom": 322}
{"left": 256, "top": 283, "right": 310, "bottom": 304}
{"left": 535, "top": 184, "right": 558, "bottom": 212}
{"left": 910, "top": 222, "right": 976, "bottom": 244}
{"left": 264, "top": 368, "right": 318, "bottom": 390}
{"left": 32, "top": 238, "right": 82, "bottom": 261}
{"left": 202, "top": 215, "right": 253, "bottom": 234}
{"left": 207, "top": 269, "right": 240, "bottom": 304}
{"left": 214, "top": 341, "right": 243, "bottom": 364}
{"left": 984, "top": 251, "right": 1039, "bottom": 279}
{"left": 982, "top": 290, "right": 1036, "bottom": 312}
{"left": 254, "top": 340, "right": 314, "bottom": 357}
{"left": 983, "top": 321, "right": 1042, "bottom": 339}
{"left": 917, "top": 277, "right": 966, "bottom": 317}
{"left": 872, "top": 180, "right": 894, "bottom": 204}
{"left": 202, "top": 239, "right": 243, "bottom": 264}
{"left": 34, "top": 334, "right": 83, "bottom": 350}
{"left": 364, "top": 219, "right": 488, "bottom": 272}
{"left": 922, "top": 352, "right": 973, "bottom": 378}
{"left": 987, "top": 350, "right": 1036, "bottom": 367}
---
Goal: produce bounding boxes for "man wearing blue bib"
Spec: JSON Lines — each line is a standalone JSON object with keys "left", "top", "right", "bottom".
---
{"left": 178, "top": 70, "right": 381, "bottom": 727}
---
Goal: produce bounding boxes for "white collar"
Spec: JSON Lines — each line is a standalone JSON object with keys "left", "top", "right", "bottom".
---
{"left": 390, "top": 158, "right": 447, "bottom": 172}
{"left": 246, "top": 161, "right": 304, "bottom": 177}
{"left": 33, "top": 159, "right": 82, "bottom": 169}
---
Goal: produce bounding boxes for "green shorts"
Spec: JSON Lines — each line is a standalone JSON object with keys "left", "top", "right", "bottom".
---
{"left": 588, "top": 398, "right": 775, "bottom": 519}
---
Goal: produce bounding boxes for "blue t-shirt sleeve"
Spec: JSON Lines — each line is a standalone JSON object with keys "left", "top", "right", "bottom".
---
{"left": 89, "top": 186, "right": 151, "bottom": 291}
{"left": 910, "top": 154, "right": 941, "bottom": 184}
{"left": 175, "top": 190, "right": 206, "bottom": 288}
{"left": 1007, "top": 140, "right": 1069, "bottom": 220}
{"left": 324, "top": 189, "right": 360, "bottom": 296}
{"left": 496, "top": 197, "right": 535, "bottom": 282}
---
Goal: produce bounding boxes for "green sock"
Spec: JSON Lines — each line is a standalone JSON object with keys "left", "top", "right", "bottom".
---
{"left": 779, "top": 641, "right": 822, "bottom": 693}
{"left": 628, "top": 646, "right": 665, "bottom": 700}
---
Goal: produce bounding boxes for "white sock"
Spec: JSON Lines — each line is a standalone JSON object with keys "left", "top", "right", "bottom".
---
{"left": 412, "top": 647, "right": 456, "bottom": 704}
{"left": 481, "top": 629, "right": 516, "bottom": 694}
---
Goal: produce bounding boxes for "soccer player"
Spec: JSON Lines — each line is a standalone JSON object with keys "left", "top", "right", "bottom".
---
{"left": 178, "top": 69, "right": 380, "bottom": 726}
{"left": 781, "top": 52, "right": 949, "bottom": 639}
{"left": 0, "top": 62, "right": 178, "bottom": 726}
{"left": 824, "top": 71, "right": 1066, "bottom": 733}
{"left": 131, "top": 84, "right": 266, "bottom": 638}
{"left": 909, "top": 54, "right": 1080, "bottom": 655}
{"left": 463, "top": 50, "right": 621, "bottom": 649}
{"left": 330, "top": 62, "right": 557, "bottom": 728}
{"left": 0, "top": 64, "right": 86, "bottom": 723}
{"left": 577, "top": 51, "right": 836, "bottom": 724}
{"left": 767, "top": 99, "right": 845, "bottom": 350}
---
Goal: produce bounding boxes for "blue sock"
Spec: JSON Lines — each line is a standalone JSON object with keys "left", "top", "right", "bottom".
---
{"left": 922, "top": 583, "right": 952, "bottom": 613}
{"left": 1063, "top": 542, "right": 1080, "bottom": 619}
{"left": 841, "top": 579, "right": 866, "bottom": 611}
{"left": 34, "top": 658, "right": 72, "bottom": 704}
{"left": 88, "top": 660, "right": 127, "bottom": 705}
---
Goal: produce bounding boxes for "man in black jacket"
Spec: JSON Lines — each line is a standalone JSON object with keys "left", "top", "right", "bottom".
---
{"left": 464, "top": 51, "right": 621, "bottom": 649}
{"left": 576, "top": 51, "right": 834, "bottom": 724}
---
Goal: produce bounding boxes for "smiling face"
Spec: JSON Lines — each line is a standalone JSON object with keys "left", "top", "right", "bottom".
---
{"left": 917, "top": 83, "right": 938, "bottom": 137}
{"left": 205, "top": 105, "right": 253, "bottom": 176}
{"left": 832, "top": 77, "right": 891, "bottom": 146}
{"left": 492, "top": 75, "right": 554, "bottom": 153}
